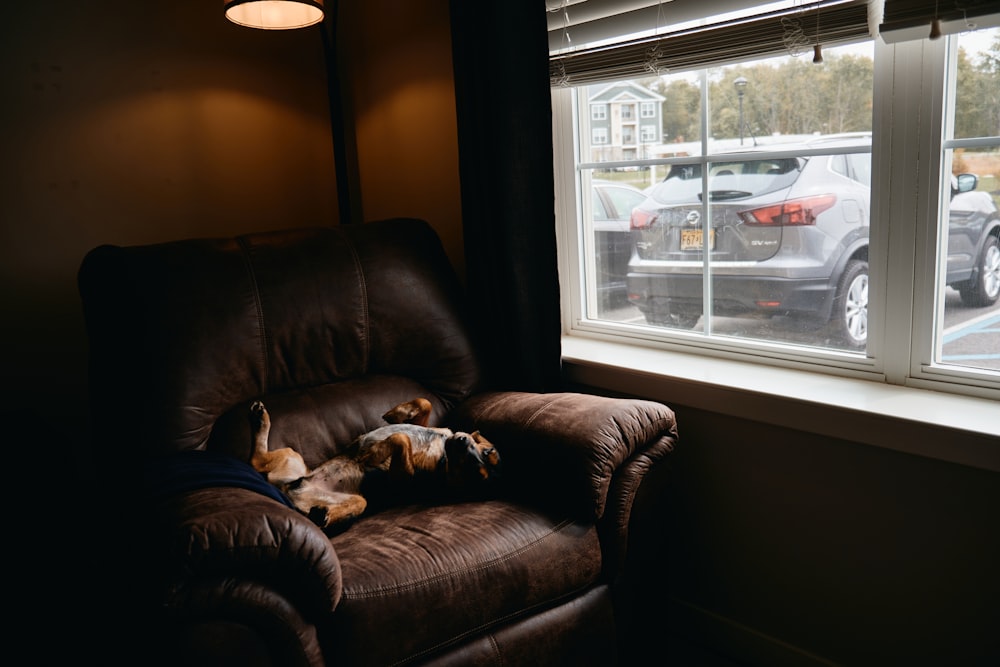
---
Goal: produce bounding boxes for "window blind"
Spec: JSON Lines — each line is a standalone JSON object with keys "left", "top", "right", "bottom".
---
{"left": 550, "top": 0, "right": 875, "bottom": 86}
{"left": 546, "top": 0, "right": 772, "bottom": 52}
{"left": 879, "top": 0, "right": 1000, "bottom": 43}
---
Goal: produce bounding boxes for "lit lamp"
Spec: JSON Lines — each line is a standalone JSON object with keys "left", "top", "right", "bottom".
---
{"left": 224, "top": 0, "right": 324, "bottom": 30}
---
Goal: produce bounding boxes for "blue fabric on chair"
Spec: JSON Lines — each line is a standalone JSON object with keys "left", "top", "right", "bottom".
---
{"left": 144, "top": 449, "right": 295, "bottom": 508}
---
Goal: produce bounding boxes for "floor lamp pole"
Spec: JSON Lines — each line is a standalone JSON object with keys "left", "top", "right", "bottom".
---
{"left": 321, "top": 0, "right": 362, "bottom": 225}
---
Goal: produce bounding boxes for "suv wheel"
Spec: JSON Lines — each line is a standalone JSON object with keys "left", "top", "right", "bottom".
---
{"left": 645, "top": 309, "right": 700, "bottom": 329}
{"left": 829, "top": 259, "right": 868, "bottom": 349}
{"left": 666, "top": 310, "right": 700, "bottom": 329}
{"left": 958, "top": 234, "right": 1000, "bottom": 307}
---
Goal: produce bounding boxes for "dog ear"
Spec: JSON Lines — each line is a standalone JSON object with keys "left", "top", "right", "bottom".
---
{"left": 446, "top": 433, "right": 502, "bottom": 487}
{"left": 470, "top": 432, "right": 500, "bottom": 467}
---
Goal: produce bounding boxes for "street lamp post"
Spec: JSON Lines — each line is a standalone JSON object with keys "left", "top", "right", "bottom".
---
{"left": 734, "top": 76, "right": 748, "bottom": 145}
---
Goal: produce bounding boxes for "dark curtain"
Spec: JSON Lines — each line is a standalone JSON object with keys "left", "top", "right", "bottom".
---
{"left": 449, "top": 0, "right": 564, "bottom": 393}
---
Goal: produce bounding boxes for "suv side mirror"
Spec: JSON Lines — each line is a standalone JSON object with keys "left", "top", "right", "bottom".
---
{"left": 954, "top": 173, "right": 979, "bottom": 195}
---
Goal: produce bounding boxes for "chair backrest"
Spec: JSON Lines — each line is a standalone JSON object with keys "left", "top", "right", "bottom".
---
{"left": 79, "top": 218, "right": 483, "bottom": 467}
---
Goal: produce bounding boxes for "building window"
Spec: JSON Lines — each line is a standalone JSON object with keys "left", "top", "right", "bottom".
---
{"left": 592, "top": 127, "right": 608, "bottom": 144}
{"left": 641, "top": 102, "right": 656, "bottom": 118}
{"left": 620, "top": 103, "right": 634, "bottom": 120}
{"left": 641, "top": 125, "right": 658, "bottom": 142}
{"left": 592, "top": 104, "right": 607, "bottom": 120}
{"left": 551, "top": 7, "right": 1000, "bottom": 399}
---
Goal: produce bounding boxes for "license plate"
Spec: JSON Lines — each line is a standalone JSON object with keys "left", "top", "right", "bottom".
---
{"left": 681, "top": 229, "right": 715, "bottom": 251}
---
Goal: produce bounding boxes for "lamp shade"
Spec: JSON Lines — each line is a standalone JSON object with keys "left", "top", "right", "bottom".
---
{"left": 225, "top": 0, "right": 324, "bottom": 30}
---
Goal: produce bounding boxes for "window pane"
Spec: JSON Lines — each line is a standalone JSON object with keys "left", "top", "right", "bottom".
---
{"left": 935, "top": 28, "right": 1000, "bottom": 374}
{"left": 953, "top": 28, "right": 1000, "bottom": 140}
{"left": 577, "top": 42, "right": 875, "bottom": 353}
{"left": 579, "top": 72, "right": 699, "bottom": 317}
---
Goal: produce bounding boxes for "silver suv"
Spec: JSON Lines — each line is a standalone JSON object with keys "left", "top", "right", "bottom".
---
{"left": 626, "top": 134, "right": 1000, "bottom": 348}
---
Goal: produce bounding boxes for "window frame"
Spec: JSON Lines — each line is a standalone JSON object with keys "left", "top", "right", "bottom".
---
{"left": 553, "top": 35, "right": 1000, "bottom": 402}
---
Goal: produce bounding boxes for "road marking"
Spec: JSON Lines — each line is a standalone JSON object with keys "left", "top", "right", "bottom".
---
{"left": 941, "top": 311, "right": 1000, "bottom": 361}
{"left": 941, "top": 311, "right": 1000, "bottom": 343}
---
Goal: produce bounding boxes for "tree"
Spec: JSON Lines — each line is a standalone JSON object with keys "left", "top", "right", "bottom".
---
{"left": 958, "top": 35, "right": 1000, "bottom": 138}
{"left": 698, "top": 53, "right": 874, "bottom": 140}
{"left": 639, "top": 35, "right": 995, "bottom": 149}
{"left": 650, "top": 78, "right": 700, "bottom": 144}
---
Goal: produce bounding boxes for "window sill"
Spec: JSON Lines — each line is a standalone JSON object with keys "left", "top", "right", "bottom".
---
{"left": 561, "top": 335, "right": 1000, "bottom": 473}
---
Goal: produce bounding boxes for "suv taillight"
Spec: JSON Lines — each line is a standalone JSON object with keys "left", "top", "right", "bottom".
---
{"left": 738, "top": 194, "right": 837, "bottom": 226}
{"left": 630, "top": 209, "right": 659, "bottom": 230}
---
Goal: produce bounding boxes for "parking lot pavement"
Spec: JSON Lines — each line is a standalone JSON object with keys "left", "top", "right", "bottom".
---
{"left": 941, "top": 309, "right": 1000, "bottom": 371}
{"left": 596, "top": 299, "right": 1000, "bottom": 372}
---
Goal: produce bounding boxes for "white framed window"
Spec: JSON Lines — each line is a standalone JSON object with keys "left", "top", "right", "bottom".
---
{"left": 592, "top": 104, "right": 607, "bottom": 120}
{"left": 641, "top": 125, "right": 658, "bottom": 142}
{"left": 906, "top": 28, "right": 1000, "bottom": 394}
{"left": 641, "top": 102, "right": 656, "bottom": 118}
{"left": 551, "top": 3, "right": 1000, "bottom": 401}
{"left": 591, "top": 127, "right": 608, "bottom": 144}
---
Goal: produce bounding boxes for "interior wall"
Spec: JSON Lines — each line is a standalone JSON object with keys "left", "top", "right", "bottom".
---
{"left": 630, "top": 402, "right": 1000, "bottom": 666}
{"left": 0, "top": 1, "right": 338, "bottom": 433}
{"left": 340, "top": 0, "right": 465, "bottom": 279}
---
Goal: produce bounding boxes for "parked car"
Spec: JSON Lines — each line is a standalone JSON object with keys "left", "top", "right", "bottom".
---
{"left": 948, "top": 172, "right": 1000, "bottom": 308}
{"left": 626, "top": 134, "right": 1000, "bottom": 347}
{"left": 592, "top": 179, "right": 647, "bottom": 308}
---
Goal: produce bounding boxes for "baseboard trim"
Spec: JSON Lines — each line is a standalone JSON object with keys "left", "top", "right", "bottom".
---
{"left": 666, "top": 598, "right": 841, "bottom": 667}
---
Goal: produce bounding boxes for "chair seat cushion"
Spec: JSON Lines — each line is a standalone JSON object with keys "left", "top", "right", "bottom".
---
{"left": 324, "top": 500, "right": 603, "bottom": 666}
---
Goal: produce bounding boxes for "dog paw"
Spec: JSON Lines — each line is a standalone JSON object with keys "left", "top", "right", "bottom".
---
{"left": 249, "top": 400, "right": 269, "bottom": 428}
{"left": 357, "top": 439, "right": 393, "bottom": 468}
{"left": 383, "top": 397, "right": 432, "bottom": 426}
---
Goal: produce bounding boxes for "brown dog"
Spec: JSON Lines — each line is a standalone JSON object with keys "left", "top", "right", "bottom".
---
{"left": 249, "top": 398, "right": 500, "bottom": 530}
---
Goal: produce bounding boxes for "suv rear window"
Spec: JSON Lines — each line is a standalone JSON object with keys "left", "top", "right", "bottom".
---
{"left": 650, "top": 158, "right": 803, "bottom": 203}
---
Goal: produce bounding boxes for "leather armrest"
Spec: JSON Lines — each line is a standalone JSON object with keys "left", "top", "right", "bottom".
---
{"left": 450, "top": 392, "right": 678, "bottom": 522}
{"left": 153, "top": 487, "right": 342, "bottom": 619}
{"left": 159, "top": 578, "right": 326, "bottom": 667}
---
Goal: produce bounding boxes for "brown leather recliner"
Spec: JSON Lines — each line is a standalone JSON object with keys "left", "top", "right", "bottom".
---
{"left": 78, "top": 218, "right": 678, "bottom": 666}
